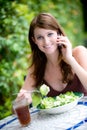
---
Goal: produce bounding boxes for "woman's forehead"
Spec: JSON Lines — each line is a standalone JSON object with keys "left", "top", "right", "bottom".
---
{"left": 34, "top": 27, "right": 57, "bottom": 35}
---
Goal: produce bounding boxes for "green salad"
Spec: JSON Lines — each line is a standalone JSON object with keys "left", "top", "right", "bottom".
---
{"left": 32, "top": 84, "right": 81, "bottom": 109}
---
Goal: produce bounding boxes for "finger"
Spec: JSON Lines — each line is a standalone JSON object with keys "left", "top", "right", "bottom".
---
{"left": 17, "top": 92, "right": 23, "bottom": 97}
{"left": 59, "top": 43, "right": 66, "bottom": 47}
{"left": 57, "top": 36, "right": 61, "bottom": 39}
{"left": 17, "top": 89, "right": 27, "bottom": 97}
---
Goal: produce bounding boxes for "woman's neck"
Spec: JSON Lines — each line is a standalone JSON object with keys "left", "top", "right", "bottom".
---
{"left": 46, "top": 51, "right": 60, "bottom": 67}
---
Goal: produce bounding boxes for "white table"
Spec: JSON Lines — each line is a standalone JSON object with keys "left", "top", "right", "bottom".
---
{"left": 0, "top": 97, "right": 87, "bottom": 130}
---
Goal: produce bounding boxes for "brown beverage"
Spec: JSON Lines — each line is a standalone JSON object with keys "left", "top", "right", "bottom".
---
{"left": 13, "top": 98, "right": 31, "bottom": 127}
{"left": 15, "top": 105, "right": 31, "bottom": 126}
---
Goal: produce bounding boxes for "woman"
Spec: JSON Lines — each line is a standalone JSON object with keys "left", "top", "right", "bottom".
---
{"left": 18, "top": 13, "right": 87, "bottom": 104}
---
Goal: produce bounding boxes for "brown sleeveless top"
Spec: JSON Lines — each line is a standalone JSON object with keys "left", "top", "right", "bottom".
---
{"left": 43, "top": 74, "right": 87, "bottom": 97}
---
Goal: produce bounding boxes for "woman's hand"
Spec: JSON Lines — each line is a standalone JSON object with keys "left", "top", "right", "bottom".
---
{"left": 17, "top": 89, "right": 32, "bottom": 104}
{"left": 57, "top": 36, "right": 73, "bottom": 63}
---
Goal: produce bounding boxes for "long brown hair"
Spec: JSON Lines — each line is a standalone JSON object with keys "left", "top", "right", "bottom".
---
{"left": 28, "top": 13, "right": 73, "bottom": 87}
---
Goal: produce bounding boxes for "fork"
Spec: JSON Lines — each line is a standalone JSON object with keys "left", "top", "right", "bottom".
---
{"left": 12, "top": 90, "right": 40, "bottom": 95}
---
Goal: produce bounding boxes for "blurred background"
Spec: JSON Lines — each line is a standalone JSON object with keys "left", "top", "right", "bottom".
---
{"left": 0, "top": 0, "right": 87, "bottom": 119}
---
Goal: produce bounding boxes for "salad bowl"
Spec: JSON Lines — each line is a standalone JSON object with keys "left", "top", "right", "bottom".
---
{"left": 37, "top": 92, "right": 84, "bottom": 114}
{"left": 39, "top": 99, "right": 79, "bottom": 114}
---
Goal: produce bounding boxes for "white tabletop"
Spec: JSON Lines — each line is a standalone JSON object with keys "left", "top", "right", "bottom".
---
{"left": 0, "top": 96, "right": 87, "bottom": 130}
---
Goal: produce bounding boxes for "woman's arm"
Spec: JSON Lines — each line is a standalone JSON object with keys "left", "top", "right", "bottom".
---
{"left": 57, "top": 36, "right": 87, "bottom": 89}
{"left": 70, "top": 46, "right": 87, "bottom": 89}
{"left": 17, "top": 66, "right": 36, "bottom": 104}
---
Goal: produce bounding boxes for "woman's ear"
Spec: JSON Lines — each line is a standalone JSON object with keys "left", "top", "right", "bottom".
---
{"left": 57, "top": 31, "right": 61, "bottom": 36}
{"left": 32, "top": 37, "right": 36, "bottom": 43}
{"left": 57, "top": 33, "right": 63, "bottom": 36}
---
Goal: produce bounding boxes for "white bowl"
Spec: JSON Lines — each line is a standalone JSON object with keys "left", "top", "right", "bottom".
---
{"left": 38, "top": 93, "right": 84, "bottom": 114}
{"left": 40, "top": 99, "right": 78, "bottom": 114}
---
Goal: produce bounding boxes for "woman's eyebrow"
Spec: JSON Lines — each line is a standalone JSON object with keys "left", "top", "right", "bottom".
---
{"left": 34, "top": 33, "right": 42, "bottom": 37}
{"left": 36, "top": 34, "right": 42, "bottom": 37}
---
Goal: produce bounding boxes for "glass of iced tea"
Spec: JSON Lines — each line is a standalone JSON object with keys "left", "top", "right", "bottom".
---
{"left": 13, "top": 98, "right": 31, "bottom": 127}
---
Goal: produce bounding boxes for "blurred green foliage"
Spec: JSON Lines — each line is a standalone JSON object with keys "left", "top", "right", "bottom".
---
{"left": 0, "top": 0, "right": 85, "bottom": 119}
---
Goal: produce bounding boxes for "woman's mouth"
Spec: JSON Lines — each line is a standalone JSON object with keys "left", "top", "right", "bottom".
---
{"left": 43, "top": 44, "right": 53, "bottom": 49}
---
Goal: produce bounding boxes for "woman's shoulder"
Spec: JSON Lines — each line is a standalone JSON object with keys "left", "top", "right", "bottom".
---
{"left": 72, "top": 45, "right": 87, "bottom": 68}
{"left": 73, "top": 45, "right": 87, "bottom": 53}
{"left": 72, "top": 45, "right": 87, "bottom": 60}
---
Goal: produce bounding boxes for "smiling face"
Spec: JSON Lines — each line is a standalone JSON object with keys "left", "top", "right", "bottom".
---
{"left": 33, "top": 27, "right": 59, "bottom": 55}
{"left": 29, "top": 13, "right": 65, "bottom": 55}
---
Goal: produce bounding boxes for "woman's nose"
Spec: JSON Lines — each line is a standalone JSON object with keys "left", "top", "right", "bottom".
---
{"left": 44, "top": 37, "right": 50, "bottom": 45}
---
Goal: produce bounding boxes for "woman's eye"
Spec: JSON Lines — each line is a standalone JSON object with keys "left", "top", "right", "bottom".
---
{"left": 48, "top": 33, "right": 53, "bottom": 37}
{"left": 37, "top": 36, "right": 43, "bottom": 40}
